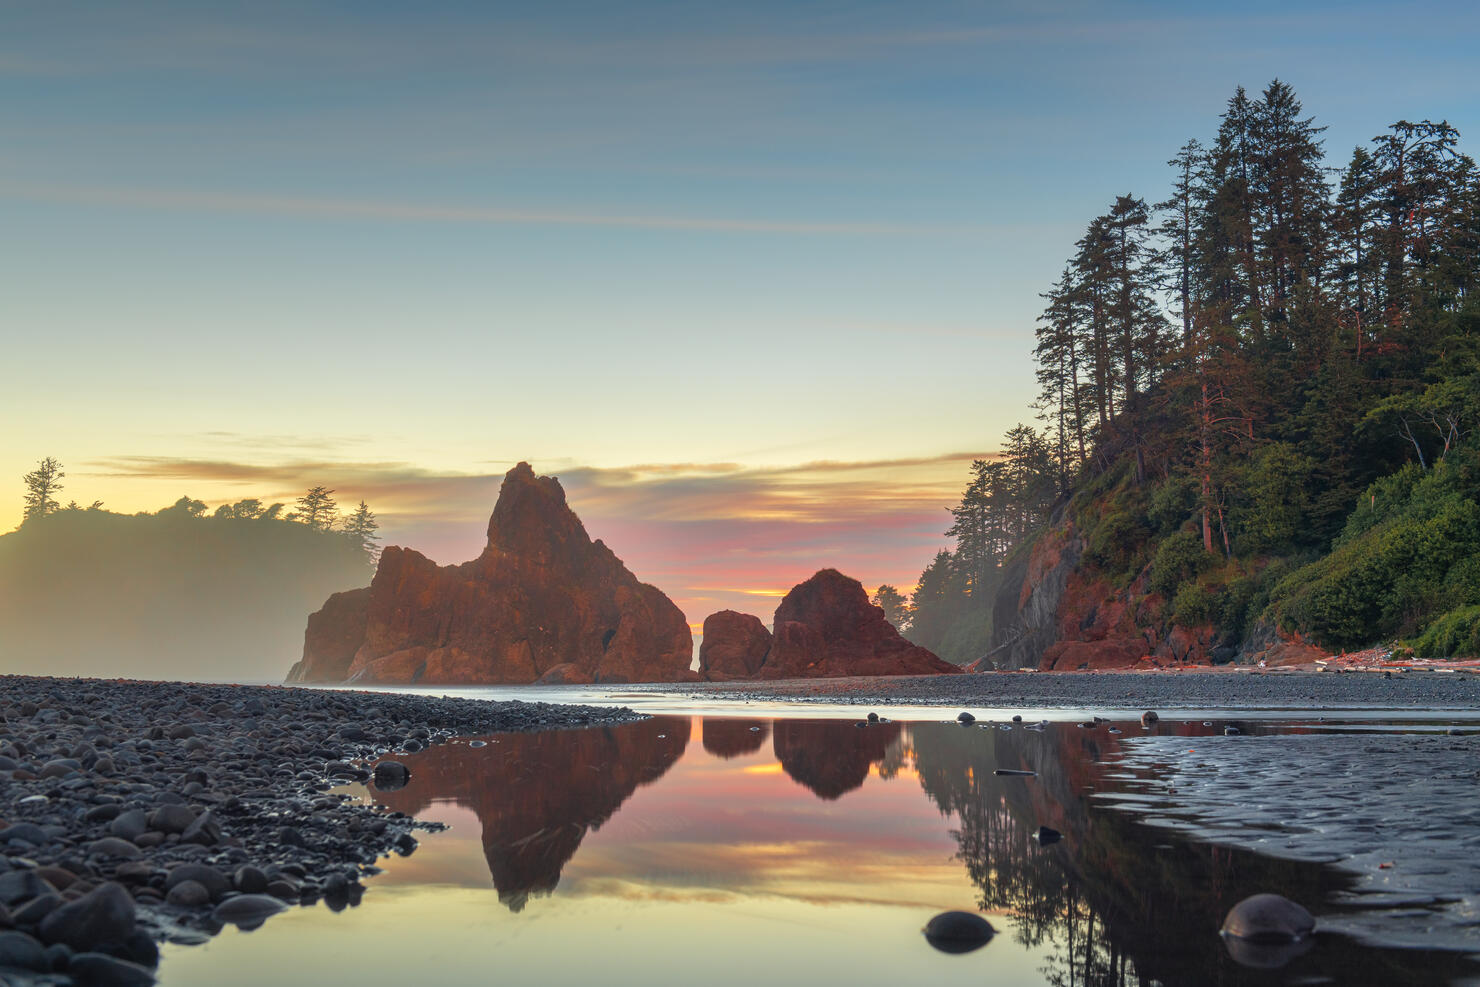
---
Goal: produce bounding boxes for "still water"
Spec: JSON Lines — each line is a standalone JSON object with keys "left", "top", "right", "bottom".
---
{"left": 160, "top": 715, "right": 1478, "bottom": 986}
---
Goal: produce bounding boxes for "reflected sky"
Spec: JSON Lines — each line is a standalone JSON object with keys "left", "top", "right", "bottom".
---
{"left": 159, "top": 716, "right": 1478, "bottom": 986}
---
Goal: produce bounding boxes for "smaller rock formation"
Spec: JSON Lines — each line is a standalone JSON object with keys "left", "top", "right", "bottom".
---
{"left": 697, "top": 611, "right": 772, "bottom": 680}
{"left": 699, "top": 569, "right": 957, "bottom": 680}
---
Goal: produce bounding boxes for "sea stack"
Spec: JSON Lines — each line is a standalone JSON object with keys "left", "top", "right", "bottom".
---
{"left": 697, "top": 568, "right": 958, "bottom": 679}
{"left": 285, "top": 463, "right": 693, "bottom": 685}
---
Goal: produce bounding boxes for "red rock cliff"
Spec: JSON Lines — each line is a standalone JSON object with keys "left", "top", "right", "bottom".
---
{"left": 285, "top": 463, "right": 693, "bottom": 684}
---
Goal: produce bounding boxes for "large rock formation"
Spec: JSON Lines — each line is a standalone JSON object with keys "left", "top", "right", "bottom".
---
{"left": 697, "top": 569, "right": 957, "bottom": 680}
{"left": 285, "top": 463, "right": 693, "bottom": 685}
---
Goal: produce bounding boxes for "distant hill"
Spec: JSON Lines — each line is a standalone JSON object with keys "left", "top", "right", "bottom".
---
{"left": 0, "top": 507, "right": 372, "bottom": 681}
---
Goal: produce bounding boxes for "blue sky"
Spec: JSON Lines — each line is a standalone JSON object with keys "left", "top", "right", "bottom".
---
{"left": 3, "top": 0, "right": 1478, "bottom": 620}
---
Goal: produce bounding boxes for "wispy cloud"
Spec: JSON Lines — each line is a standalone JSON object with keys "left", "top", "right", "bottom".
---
{"left": 80, "top": 453, "right": 987, "bottom": 623}
{"left": 0, "top": 181, "right": 993, "bottom": 237}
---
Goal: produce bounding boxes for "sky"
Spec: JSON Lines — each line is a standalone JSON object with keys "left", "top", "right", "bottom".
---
{"left": 4, "top": 0, "right": 1479, "bottom": 627}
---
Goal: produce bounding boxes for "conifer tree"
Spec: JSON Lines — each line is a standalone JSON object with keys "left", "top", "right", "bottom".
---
{"left": 343, "top": 500, "right": 381, "bottom": 563}
{"left": 21, "top": 457, "right": 64, "bottom": 523}
{"left": 293, "top": 487, "right": 339, "bottom": 531}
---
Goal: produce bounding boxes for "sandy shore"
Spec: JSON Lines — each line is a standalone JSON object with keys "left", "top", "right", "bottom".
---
{"left": 0, "top": 676, "right": 639, "bottom": 985}
{"left": 675, "top": 668, "right": 1480, "bottom": 710}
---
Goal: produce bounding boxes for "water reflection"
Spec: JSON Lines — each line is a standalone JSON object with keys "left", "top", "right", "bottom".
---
{"left": 350, "top": 716, "right": 1475, "bottom": 986}
{"left": 772, "top": 719, "right": 902, "bottom": 799}
{"left": 373, "top": 717, "right": 689, "bottom": 911}
{"left": 700, "top": 718, "right": 769, "bottom": 759}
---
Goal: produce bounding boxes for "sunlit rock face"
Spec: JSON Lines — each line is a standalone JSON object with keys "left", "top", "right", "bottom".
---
{"left": 285, "top": 587, "right": 371, "bottom": 683}
{"left": 697, "top": 611, "right": 773, "bottom": 680}
{"left": 699, "top": 569, "right": 957, "bottom": 680}
{"left": 285, "top": 463, "right": 693, "bottom": 684}
{"left": 373, "top": 718, "right": 689, "bottom": 911}
{"left": 771, "top": 719, "right": 902, "bottom": 799}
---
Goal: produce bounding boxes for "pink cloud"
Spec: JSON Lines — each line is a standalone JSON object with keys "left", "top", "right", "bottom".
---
{"left": 83, "top": 454, "right": 985, "bottom": 626}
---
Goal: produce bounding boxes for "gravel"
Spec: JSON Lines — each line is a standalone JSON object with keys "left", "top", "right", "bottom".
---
{"left": 0, "top": 675, "right": 640, "bottom": 985}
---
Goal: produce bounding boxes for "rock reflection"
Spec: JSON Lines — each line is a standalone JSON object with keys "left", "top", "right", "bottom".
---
{"left": 772, "top": 719, "right": 902, "bottom": 799}
{"left": 374, "top": 717, "right": 689, "bottom": 911}
{"left": 701, "top": 718, "right": 769, "bottom": 759}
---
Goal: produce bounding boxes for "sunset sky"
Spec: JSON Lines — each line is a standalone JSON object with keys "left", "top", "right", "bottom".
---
{"left": 5, "top": 0, "right": 1479, "bottom": 626}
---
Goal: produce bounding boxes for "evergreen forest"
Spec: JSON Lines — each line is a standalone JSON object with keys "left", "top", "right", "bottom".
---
{"left": 898, "top": 81, "right": 1480, "bottom": 663}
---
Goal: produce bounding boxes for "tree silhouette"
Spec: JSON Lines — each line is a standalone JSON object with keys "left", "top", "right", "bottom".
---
{"left": 343, "top": 500, "right": 381, "bottom": 563}
{"left": 293, "top": 486, "right": 338, "bottom": 530}
{"left": 872, "top": 584, "right": 909, "bottom": 629}
{"left": 22, "top": 457, "right": 64, "bottom": 524}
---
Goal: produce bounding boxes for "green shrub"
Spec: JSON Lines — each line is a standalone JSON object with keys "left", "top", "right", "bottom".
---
{"left": 1147, "top": 477, "right": 1198, "bottom": 534}
{"left": 1149, "top": 531, "right": 1214, "bottom": 596}
{"left": 1213, "top": 574, "right": 1259, "bottom": 638}
{"left": 1172, "top": 583, "right": 1214, "bottom": 626}
{"left": 1230, "top": 443, "right": 1318, "bottom": 554}
{"left": 1271, "top": 490, "right": 1480, "bottom": 648}
{"left": 1412, "top": 605, "right": 1480, "bottom": 658}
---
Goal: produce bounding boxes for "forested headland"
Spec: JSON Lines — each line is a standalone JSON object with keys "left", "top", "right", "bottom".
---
{"left": 0, "top": 461, "right": 378, "bottom": 680}
{"left": 893, "top": 81, "right": 1480, "bottom": 665}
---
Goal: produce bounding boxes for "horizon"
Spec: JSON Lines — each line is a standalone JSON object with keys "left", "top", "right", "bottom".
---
{"left": 5, "top": 0, "right": 1480, "bottom": 656}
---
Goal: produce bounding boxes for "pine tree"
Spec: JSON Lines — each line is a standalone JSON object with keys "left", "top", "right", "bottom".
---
{"left": 872, "top": 585, "right": 910, "bottom": 630}
{"left": 1335, "top": 145, "right": 1382, "bottom": 356}
{"left": 343, "top": 500, "right": 381, "bottom": 563}
{"left": 1157, "top": 140, "right": 1206, "bottom": 356}
{"left": 293, "top": 487, "right": 339, "bottom": 531}
{"left": 22, "top": 457, "right": 64, "bottom": 524}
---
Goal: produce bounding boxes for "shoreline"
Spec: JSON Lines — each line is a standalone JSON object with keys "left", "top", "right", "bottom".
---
{"left": 0, "top": 676, "right": 640, "bottom": 985}
{"left": 669, "top": 669, "right": 1480, "bottom": 710}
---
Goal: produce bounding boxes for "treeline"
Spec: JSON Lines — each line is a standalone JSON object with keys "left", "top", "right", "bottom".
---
{"left": 19, "top": 458, "right": 381, "bottom": 563}
{"left": 877, "top": 426, "right": 1058, "bottom": 661}
{"left": 2, "top": 460, "right": 384, "bottom": 681}
{"left": 893, "top": 80, "right": 1480, "bottom": 661}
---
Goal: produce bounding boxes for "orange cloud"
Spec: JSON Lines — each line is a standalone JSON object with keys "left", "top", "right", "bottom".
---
{"left": 76, "top": 452, "right": 988, "bottom": 624}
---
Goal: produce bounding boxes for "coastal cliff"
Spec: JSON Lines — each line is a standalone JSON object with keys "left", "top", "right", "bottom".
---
{"left": 981, "top": 485, "right": 1328, "bottom": 671}
{"left": 285, "top": 463, "right": 693, "bottom": 685}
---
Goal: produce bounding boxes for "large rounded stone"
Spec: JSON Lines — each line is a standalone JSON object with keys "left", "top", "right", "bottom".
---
{"left": 923, "top": 910, "right": 996, "bottom": 954}
{"left": 0, "top": 869, "right": 55, "bottom": 906}
{"left": 67, "top": 951, "right": 158, "bottom": 986}
{"left": 165, "top": 880, "right": 210, "bottom": 907}
{"left": 0, "top": 930, "right": 49, "bottom": 972}
{"left": 1221, "top": 893, "right": 1315, "bottom": 942}
{"left": 146, "top": 805, "right": 195, "bottom": 835}
{"left": 37, "top": 882, "right": 135, "bottom": 951}
{"left": 212, "top": 894, "right": 287, "bottom": 929}
{"left": 165, "top": 864, "right": 230, "bottom": 900}
{"left": 372, "top": 760, "right": 410, "bottom": 792}
{"left": 86, "top": 837, "right": 142, "bottom": 860}
{"left": 109, "top": 810, "right": 148, "bottom": 841}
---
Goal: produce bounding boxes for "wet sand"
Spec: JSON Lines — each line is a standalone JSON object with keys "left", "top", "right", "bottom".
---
{"left": 1103, "top": 729, "right": 1480, "bottom": 957}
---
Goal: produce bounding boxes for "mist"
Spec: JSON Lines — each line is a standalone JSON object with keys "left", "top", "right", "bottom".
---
{"left": 0, "top": 504, "right": 372, "bottom": 682}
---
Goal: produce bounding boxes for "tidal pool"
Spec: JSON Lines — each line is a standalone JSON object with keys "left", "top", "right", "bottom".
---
{"left": 159, "top": 715, "right": 1479, "bottom": 986}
